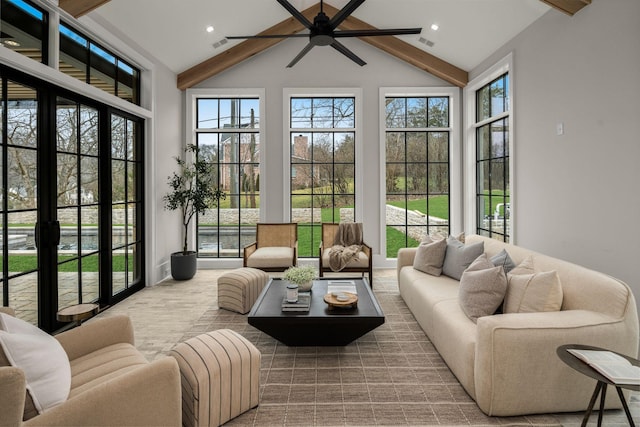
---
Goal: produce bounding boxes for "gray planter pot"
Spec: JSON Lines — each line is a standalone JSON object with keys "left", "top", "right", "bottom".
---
{"left": 171, "top": 251, "right": 197, "bottom": 280}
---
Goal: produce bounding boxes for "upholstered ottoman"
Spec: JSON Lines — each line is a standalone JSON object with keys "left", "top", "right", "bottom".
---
{"left": 169, "top": 329, "right": 261, "bottom": 427}
{"left": 218, "top": 267, "right": 269, "bottom": 314}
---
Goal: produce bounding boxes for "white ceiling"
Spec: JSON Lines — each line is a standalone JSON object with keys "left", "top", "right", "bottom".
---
{"left": 90, "top": 0, "right": 551, "bottom": 75}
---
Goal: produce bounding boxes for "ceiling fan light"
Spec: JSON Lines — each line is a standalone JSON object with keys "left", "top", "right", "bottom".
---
{"left": 430, "top": 23, "right": 439, "bottom": 31}
{"left": 206, "top": 25, "right": 214, "bottom": 33}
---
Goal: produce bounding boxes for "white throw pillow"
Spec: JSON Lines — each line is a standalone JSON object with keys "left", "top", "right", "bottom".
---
{"left": 0, "top": 313, "right": 71, "bottom": 414}
{"left": 504, "top": 271, "right": 563, "bottom": 313}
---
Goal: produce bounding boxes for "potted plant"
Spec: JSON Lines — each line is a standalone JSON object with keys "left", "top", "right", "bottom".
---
{"left": 164, "top": 144, "right": 225, "bottom": 280}
{"left": 283, "top": 265, "right": 317, "bottom": 292}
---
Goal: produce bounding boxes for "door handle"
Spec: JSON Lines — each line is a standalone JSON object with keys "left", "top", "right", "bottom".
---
{"left": 34, "top": 221, "right": 61, "bottom": 249}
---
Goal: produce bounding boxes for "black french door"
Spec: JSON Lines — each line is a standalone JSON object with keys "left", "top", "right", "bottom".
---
{"left": 0, "top": 66, "right": 145, "bottom": 332}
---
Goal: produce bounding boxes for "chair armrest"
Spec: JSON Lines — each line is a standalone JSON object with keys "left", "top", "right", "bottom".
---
{"left": 243, "top": 242, "right": 257, "bottom": 266}
{"left": 55, "top": 315, "right": 134, "bottom": 361}
{"left": 474, "top": 310, "right": 635, "bottom": 415}
{"left": 293, "top": 240, "right": 298, "bottom": 266}
{"left": 25, "top": 357, "right": 181, "bottom": 427}
{"left": 0, "top": 366, "right": 27, "bottom": 427}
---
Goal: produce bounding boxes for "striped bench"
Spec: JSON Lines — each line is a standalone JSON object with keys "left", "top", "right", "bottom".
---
{"left": 170, "top": 329, "right": 261, "bottom": 427}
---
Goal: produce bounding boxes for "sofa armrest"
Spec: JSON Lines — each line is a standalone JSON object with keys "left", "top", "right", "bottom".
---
{"left": 474, "top": 310, "right": 636, "bottom": 416}
{"left": 55, "top": 315, "right": 135, "bottom": 361}
{"left": 24, "top": 357, "right": 181, "bottom": 427}
{"left": 0, "top": 366, "right": 27, "bottom": 427}
{"left": 397, "top": 248, "right": 417, "bottom": 281}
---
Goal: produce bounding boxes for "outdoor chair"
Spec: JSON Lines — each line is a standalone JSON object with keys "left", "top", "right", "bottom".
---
{"left": 243, "top": 223, "right": 298, "bottom": 272}
{"left": 318, "top": 222, "right": 373, "bottom": 285}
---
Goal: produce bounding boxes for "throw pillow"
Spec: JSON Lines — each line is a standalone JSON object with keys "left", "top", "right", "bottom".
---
{"left": 442, "top": 236, "right": 484, "bottom": 280}
{"left": 490, "top": 249, "right": 516, "bottom": 273}
{"left": 509, "top": 255, "right": 535, "bottom": 275}
{"left": 0, "top": 313, "right": 71, "bottom": 416}
{"left": 413, "top": 237, "right": 447, "bottom": 276}
{"left": 504, "top": 271, "right": 563, "bottom": 313}
{"left": 458, "top": 254, "right": 508, "bottom": 323}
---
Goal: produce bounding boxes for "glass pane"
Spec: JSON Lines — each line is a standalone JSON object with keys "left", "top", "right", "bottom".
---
{"left": 127, "top": 203, "right": 136, "bottom": 243}
{"left": 491, "top": 119, "right": 507, "bottom": 158}
{"left": 58, "top": 259, "right": 79, "bottom": 310}
{"left": 111, "top": 115, "right": 126, "bottom": 158}
{"left": 79, "top": 105, "right": 99, "bottom": 155}
{"left": 385, "top": 164, "right": 406, "bottom": 194}
{"left": 81, "top": 156, "right": 99, "bottom": 204}
{"left": 7, "top": 83, "right": 37, "bottom": 148}
{"left": 477, "top": 160, "right": 490, "bottom": 195}
{"left": 8, "top": 272, "right": 38, "bottom": 325}
{"left": 112, "top": 250, "right": 126, "bottom": 295}
{"left": 80, "top": 206, "right": 98, "bottom": 253}
{"left": 126, "top": 119, "right": 135, "bottom": 160}
{"left": 490, "top": 76, "right": 506, "bottom": 116}
{"left": 313, "top": 101, "right": 333, "bottom": 128}
{"left": 407, "top": 97, "right": 426, "bottom": 127}
{"left": 334, "top": 164, "right": 354, "bottom": 194}
{"left": 8, "top": 213, "right": 36, "bottom": 274}
{"left": 82, "top": 253, "right": 99, "bottom": 302}
{"left": 57, "top": 98, "right": 77, "bottom": 152}
{"left": 241, "top": 99, "right": 259, "bottom": 128}
{"left": 386, "top": 132, "right": 405, "bottom": 162}
{"left": 333, "top": 98, "right": 355, "bottom": 128}
{"left": 57, "top": 153, "right": 77, "bottom": 207}
{"left": 429, "top": 164, "right": 449, "bottom": 194}
{"left": 127, "top": 162, "right": 135, "bottom": 202}
{"left": 385, "top": 98, "right": 405, "bottom": 128}
{"left": 428, "top": 97, "right": 449, "bottom": 127}
{"left": 490, "top": 159, "right": 506, "bottom": 193}
{"left": 406, "top": 132, "right": 426, "bottom": 162}
{"left": 89, "top": 44, "right": 116, "bottom": 96}
{"left": 477, "top": 125, "right": 491, "bottom": 161}
{"left": 198, "top": 99, "right": 218, "bottom": 128}
{"left": 219, "top": 99, "right": 240, "bottom": 128}
{"left": 334, "top": 133, "right": 354, "bottom": 162}
{"left": 112, "top": 160, "right": 126, "bottom": 203}
{"left": 8, "top": 147, "right": 37, "bottom": 210}
{"left": 292, "top": 133, "right": 311, "bottom": 162}
{"left": 127, "top": 244, "right": 137, "bottom": 284}
{"left": 112, "top": 204, "right": 126, "bottom": 248}
{"left": 291, "top": 98, "right": 311, "bottom": 128}
{"left": 406, "top": 164, "right": 427, "bottom": 194}
{"left": 428, "top": 132, "right": 448, "bottom": 162}
{"left": 117, "top": 62, "right": 137, "bottom": 103}
{"left": 477, "top": 84, "right": 490, "bottom": 122}
{"left": 297, "top": 225, "right": 313, "bottom": 257}
{"left": 58, "top": 207, "right": 78, "bottom": 257}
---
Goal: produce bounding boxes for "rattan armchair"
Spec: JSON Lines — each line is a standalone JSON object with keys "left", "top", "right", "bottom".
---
{"left": 318, "top": 222, "right": 373, "bottom": 285}
{"left": 243, "top": 223, "right": 298, "bottom": 272}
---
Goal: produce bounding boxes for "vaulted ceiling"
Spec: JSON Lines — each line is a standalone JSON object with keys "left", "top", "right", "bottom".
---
{"left": 70, "top": 0, "right": 590, "bottom": 90}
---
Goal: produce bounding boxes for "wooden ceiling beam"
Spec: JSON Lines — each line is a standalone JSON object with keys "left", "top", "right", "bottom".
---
{"left": 540, "top": 0, "right": 591, "bottom": 16}
{"left": 59, "top": 0, "right": 111, "bottom": 18}
{"left": 177, "top": 4, "right": 320, "bottom": 90}
{"left": 177, "top": 2, "right": 468, "bottom": 90}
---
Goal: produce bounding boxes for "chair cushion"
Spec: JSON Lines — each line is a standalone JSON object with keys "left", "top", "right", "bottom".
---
{"left": 322, "top": 249, "right": 369, "bottom": 268}
{"left": 245, "top": 247, "right": 294, "bottom": 269}
{"left": 0, "top": 313, "right": 71, "bottom": 417}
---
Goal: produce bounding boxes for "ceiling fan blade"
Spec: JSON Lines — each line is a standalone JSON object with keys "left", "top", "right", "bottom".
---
{"left": 276, "top": 0, "right": 313, "bottom": 29}
{"left": 329, "top": 0, "right": 366, "bottom": 28}
{"left": 333, "top": 28, "right": 423, "bottom": 38}
{"left": 286, "top": 42, "right": 315, "bottom": 67}
{"left": 226, "top": 34, "right": 309, "bottom": 39}
{"left": 330, "top": 40, "right": 366, "bottom": 66}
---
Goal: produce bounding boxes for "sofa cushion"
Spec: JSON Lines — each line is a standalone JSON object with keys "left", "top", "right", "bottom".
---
{"left": 504, "top": 270, "right": 563, "bottom": 313}
{"left": 458, "top": 254, "right": 508, "bottom": 323}
{"left": 442, "top": 237, "right": 484, "bottom": 280}
{"left": 413, "top": 237, "right": 447, "bottom": 276}
{"left": 245, "top": 247, "right": 294, "bottom": 268}
{"left": 490, "top": 249, "right": 516, "bottom": 273}
{"left": 0, "top": 313, "right": 71, "bottom": 417}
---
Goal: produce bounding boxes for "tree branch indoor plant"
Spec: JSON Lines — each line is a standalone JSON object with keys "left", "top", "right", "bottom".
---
{"left": 164, "top": 144, "right": 225, "bottom": 280}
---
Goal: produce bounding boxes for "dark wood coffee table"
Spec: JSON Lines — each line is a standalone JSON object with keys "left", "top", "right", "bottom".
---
{"left": 248, "top": 278, "right": 384, "bottom": 346}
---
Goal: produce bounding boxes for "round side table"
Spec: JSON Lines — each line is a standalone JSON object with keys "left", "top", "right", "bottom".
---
{"left": 557, "top": 344, "right": 639, "bottom": 427}
{"left": 57, "top": 303, "right": 99, "bottom": 327}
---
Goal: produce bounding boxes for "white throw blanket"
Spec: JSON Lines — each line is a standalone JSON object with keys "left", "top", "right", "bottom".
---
{"left": 328, "top": 223, "right": 363, "bottom": 271}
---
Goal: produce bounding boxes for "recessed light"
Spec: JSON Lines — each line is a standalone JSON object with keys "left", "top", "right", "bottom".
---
{"left": 430, "top": 23, "right": 439, "bottom": 31}
{"left": 206, "top": 25, "right": 214, "bottom": 33}
{"left": 2, "top": 39, "right": 20, "bottom": 47}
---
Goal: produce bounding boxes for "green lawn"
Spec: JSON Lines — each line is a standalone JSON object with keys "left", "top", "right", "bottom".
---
{"left": 2, "top": 254, "right": 127, "bottom": 273}
{"left": 386, "top": 195, "right": 449, "bottom": 220}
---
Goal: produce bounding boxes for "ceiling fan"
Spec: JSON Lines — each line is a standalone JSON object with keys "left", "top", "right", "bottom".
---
{"left": 226, "top": 0, "right": 422, "bottom": 67}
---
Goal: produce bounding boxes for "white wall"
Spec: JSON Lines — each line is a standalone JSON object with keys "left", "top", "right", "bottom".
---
{"left": 470, "top": 0, "right": 640, "bottom": 318}
{"left": 188, "top": 37, "right": 452, "bottom": 268}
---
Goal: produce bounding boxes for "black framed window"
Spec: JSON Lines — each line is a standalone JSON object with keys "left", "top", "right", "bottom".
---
{"left": 289, "top": 96, "right": 356, "bottom": 257}
{"left": 59, "top": 22, "right": 140, "bottom": 105}
{"left": 195, "top": 97, "right": 260, "bottom": 258}
{"left": 384, "top": 96, "right": 450, "bottom": 257}
{"left": 475, "top": 73, "right": 510, "bottom": 242}
{"left": 0, "top": 0, "right": 48, "bottom": 64}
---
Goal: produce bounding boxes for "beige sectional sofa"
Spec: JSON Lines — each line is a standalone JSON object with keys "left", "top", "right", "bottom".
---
{"left": 397, "top": 234, "right": 639, "bottom": 416}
